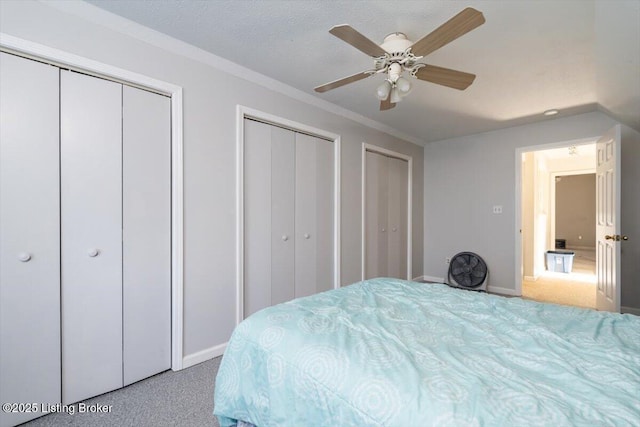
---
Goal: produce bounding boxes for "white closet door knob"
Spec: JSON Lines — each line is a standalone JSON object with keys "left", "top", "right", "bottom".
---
{"left": 281, "top": 235, "right": 289, "bottom": 242}
{"left": 381, "top": 228, "right": 386, "bottom": 232}
{"left": 88, "top": 248, "right": 100, "bottom": 257}
{"left": 304, "top": 233, "right": 311, "bottom": 239}
{"left": 392, "top": 227, "right": 397, "bottom": 232}
{"left": 18, "top": 252, "right": 32, "bottom": 262}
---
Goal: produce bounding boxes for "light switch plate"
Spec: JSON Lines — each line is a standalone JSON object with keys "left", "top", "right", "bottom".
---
{"left": 493, "top": 205, "right": 503, "bottom": 214}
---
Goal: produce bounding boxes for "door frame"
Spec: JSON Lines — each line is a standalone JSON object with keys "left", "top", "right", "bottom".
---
{"left": 514, "top": 137, "right": 597, "bottom": 296}
{"left": 236, "top": 105, "right": 341, "bottom": 325}
{"left": 361, "top": 143, "right": 413, "bottom": 281}
{"left": 0, "top": 34, "right": 186, "bottom": 370}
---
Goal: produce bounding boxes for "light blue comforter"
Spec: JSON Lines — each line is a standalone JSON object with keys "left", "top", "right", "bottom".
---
{"left": 214, "top": 279, "right": 640, "bottom": 426}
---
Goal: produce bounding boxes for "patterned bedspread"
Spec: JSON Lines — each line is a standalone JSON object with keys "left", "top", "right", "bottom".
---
{"left": 214, "top": 278, "right": 640, "bottom": 426}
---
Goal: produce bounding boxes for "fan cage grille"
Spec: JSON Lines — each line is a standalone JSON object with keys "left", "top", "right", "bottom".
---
{"left": 447, "top": 251, "right": 488, "bottom": 289}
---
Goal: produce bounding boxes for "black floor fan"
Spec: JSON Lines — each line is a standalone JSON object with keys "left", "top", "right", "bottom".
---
{"left": 446, "top": 251, "right": 488, "bottom": 291}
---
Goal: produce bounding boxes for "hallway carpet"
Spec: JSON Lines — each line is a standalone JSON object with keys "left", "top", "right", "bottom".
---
{"left": 523, "top": 248, "right": 596, "bottom": 309}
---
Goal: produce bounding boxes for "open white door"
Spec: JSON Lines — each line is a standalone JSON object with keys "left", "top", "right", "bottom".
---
{"left": 595, "top": 125, "right": 621, "bottom": 312}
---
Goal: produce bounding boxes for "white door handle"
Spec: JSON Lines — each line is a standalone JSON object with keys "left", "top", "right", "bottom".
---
{"left": 304, "top": 233, "right": 311, "bottom": 239}
{"left": 88, "top": 248, "right": 100, "bottom": 257}
{"left": 392, "top": 227, "right": 397, "bottom": 232}
{"left": 282, "top": 235, "right": 289, "bottom": 242}
{"left": 381, "top": 228, "right": 386, "bottom": 232}
{"left": 18, "top": 252, "right": 32, "bottom": 262}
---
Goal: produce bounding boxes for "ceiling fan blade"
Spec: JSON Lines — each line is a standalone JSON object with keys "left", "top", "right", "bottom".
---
{"left": 314, "top": 71, "right": 373, "bottom": 93}
{"left": 410, "top": 8, "right": 485, "bottom": 57}
{"left": 329, "top": 25, "right": 387, "bottom": 57}
{"left": 414, "top": 65, "right": 476, "bottom": 90}
{"left": 380, "top": 93, "right": 396, "bottom": 111}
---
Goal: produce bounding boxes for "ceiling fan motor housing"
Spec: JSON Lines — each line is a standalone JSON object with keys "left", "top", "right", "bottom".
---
{"left": 380, "top": 32, "right": 413, "bottom": 53}
{"left": 375, "top": 32, "right": 422, "bottom": 76}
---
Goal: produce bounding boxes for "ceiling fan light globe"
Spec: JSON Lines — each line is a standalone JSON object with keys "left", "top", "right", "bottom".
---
{"left": 376, "top": 80, "right": 392, "bottom": 100}
{"left": 390, "top": 87, "right": 402, "bottom": 103}
{"left": 395, "top": 77, "right": 412, "bottom": 95}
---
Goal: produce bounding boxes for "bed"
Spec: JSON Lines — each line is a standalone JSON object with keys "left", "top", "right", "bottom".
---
{"left": 213, "top": 278, "right": 640, "bottom": 426}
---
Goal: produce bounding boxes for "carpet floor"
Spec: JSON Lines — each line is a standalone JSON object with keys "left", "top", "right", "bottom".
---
{"left": 522, "top": 248, "right": 596, "bottom": 309}
{"left": 22, "top": 357, "right": 222, "bottom": 427}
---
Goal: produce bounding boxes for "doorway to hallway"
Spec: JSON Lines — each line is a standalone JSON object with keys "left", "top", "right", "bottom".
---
{"left": 519, "top": 143, "right": 597, "bottom": 309}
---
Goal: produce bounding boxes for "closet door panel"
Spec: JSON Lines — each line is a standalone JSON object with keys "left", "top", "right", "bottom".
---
{"left": 365, "top": 151, "right": 388, "bottom": 279}
{"left": 398, "top": 158, "right": 409, "bottom": 279}
{"left": 122, "top": 86, "right": 171, "bottom": 386}
{"left": 365, "top": 151, "right": 381, "bottom": 279}
{"left": 61, "top": 70, "right": 123, "bottom": 404}
{"left": 270, "top": 127, "right": 295, "bottom": 305}
{"left": 244, "top": 119, "right": 272, "bottom": 317}
{"left": 0, "top": 53, "right": 61, "bottom": 427}
{"left": 294, "top": 133, "right": 318, "bottom": 298}
{"left": 387, "top": 157, "right": 408, "bottom": 279}
{"left": 377, "top": 155, "right": 389, "bottom": 278}
{"left": 314, "top": 137, "right": 334, "bottom": 292}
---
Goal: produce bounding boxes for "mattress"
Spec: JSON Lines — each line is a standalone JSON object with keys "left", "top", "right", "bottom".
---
{"left": 213, "top": 278, "right": 640, "bottom": 426}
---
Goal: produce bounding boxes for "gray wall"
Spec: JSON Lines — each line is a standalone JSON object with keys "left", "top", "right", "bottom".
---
{"left": 424, "top": 114, "right": 639, "bottom": 309}
{"left": 595, "top": 0, "right": 640, "bottom": 131}
{"left": 0, "top": 1, "right": 423, "bottom": 359}
{"left": 555, "top": 174, "right": 596, "bottom": 248}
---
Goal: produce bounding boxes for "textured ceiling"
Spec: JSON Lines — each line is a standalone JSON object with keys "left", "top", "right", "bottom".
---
{"left": 85, "top": 0, "right": 639, "bottom": 143}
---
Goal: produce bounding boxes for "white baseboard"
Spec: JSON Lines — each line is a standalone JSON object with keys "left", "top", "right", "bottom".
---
{"left": 566, "top": 245, "right": 595, "bottom": 251}
{"left": 523, "top": 275, "right": 538, "bottom": 282}
{"left": 621, "top": 306, "right": 640, "bottom": 316}
{"left": 487, "top": 286, "right": 520, "bottom": 296}
{"left": 182, "top": 342, "right": 227, "bottom": 369}
{"left": 422, "top": 275, "right": 445, "bottom": 283}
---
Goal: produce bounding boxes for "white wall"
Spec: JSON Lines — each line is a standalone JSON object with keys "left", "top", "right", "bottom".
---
{"left": 533, "top": 154, "right": 549, "bottom": 276}
{"left": 0, "top": 1, "right": 424, "bottom": 361}
{"left": 546, "top": 154, "right": 596, "bottom": 172}
{"left": 423, "top": 111, "right": 619, "bottom": 295}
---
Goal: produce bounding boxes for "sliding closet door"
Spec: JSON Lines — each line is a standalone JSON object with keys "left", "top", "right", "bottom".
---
{"left": 365, "top": 151, "right": 388, "bottom": 279}
{"left": 0, "top": 53, "right": 61, "bottom": 427}
{"left": 387, "top": 157, "right": 408, "bottom": 279}
{"left": 122, "top": 86, "right": 171, "bottom": 386}
{"left": 295, "top": 133, "right": 334, "bottom": 297}
{"left": 61, "top": 70, "right": 123, "bottom": 404}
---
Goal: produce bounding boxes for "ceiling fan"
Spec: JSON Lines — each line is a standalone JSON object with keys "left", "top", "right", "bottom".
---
{"left": 314, "top": 7, "right": 485, "bottom": 111}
